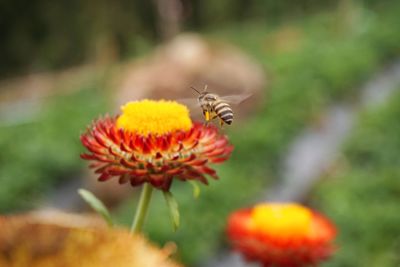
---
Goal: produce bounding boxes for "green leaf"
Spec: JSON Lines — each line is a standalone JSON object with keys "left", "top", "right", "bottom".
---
{"left": 163, "top": 191, "right": 180, "bottom": 231}
{"left": 188, "top": 180, "right": 201, "bottom": 198}
{"left": 78, "top": 188, "right": 113, "bottom": 227}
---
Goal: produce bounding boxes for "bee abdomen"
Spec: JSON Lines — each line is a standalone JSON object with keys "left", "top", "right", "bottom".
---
{"left": 215, "top": 101, "right": 233, "bottom": 125}
{"left": 215, "top": 101, "right": 228, "bottom": 111}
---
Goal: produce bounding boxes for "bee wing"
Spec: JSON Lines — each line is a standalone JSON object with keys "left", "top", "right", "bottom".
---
{"left": 176, "top": 98, "right": 200, "bottom": 108}
{"left": 220, "top": 93, "right": 253, "bottom": 105}
{"left": 176, "top": 98, "right": 203, "bottom": 118}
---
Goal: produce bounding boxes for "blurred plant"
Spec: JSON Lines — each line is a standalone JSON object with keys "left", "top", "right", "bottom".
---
{"left": 80, "top": 99, "right": 233, "bottom": 232}
{"left": 227, "top": 203, "right": 336, "bottom": 267}
{"left": 0, "top": 211, "right": 182, "bottom": 267}
{"left": 78, "top": 189, "right": 114, "bottom": 227}
{"left": 311, "top": 90, "right": 400, "bottom": 266}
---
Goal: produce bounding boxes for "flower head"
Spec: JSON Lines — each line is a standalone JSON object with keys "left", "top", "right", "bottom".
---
{"left": 0, "top": 211, "right": 183, "bottom": 267}
{"left": 80, "top": 100, "right": 233, "bottom": 191}
{"left": 227, "top": 203, "right": 336, "bottom": 267}
{"left": 116, "top": 100, "right": 193, "bottom": 136}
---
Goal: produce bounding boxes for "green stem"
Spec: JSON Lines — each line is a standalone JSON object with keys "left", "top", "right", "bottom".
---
{"left": 131, "top": 183, "right": 153, "bottom": 234}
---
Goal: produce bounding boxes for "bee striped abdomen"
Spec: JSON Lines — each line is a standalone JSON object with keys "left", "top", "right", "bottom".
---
{"left": 215, "top": 101, "right": 234, "bottom": 125}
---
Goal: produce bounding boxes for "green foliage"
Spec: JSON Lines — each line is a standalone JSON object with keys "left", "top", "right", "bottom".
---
{"left": 0, "top": 0, "right": 157, "bottom": 77}
{"left": 311, "top": 91, "right": 400, "bottom": 267}
{"left": 1, "top": 0, "right": 389, "bottom": 78}
{"left": 78, "top": 189, "right": 113, "bottom": 227}
{"left": 0, "top": 77, "right": 108, "bottom": 212}
{"left": 163, "top": 191, "right": 180, "bottom": 232}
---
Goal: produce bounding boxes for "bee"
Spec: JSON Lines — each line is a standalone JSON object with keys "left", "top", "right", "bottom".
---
{"left": 190, "top": 85, "right": 251, "bottom": 127}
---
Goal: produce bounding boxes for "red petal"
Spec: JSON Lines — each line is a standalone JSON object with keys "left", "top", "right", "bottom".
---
{"left": 94, "top": 131, "right": 108, "bottom": 147}
{"left": 98, "top": 172, "right": 111, "bottom": 181}
{"left": 80, "top": 153, "right": 96, "bottom": 160}
{"left": 119, "top": 174, "right": 130, "bottom": 184}
{"left": 109, "top": 126, "right": 119, "bottom": 144}
{"left": 199, "top": 166, "right": 217, "bottom": 178}
{"left": 130, "top": 176, "right": 145, "bottom": 186}
{"left": 120, "top": 158, "right": 137, "bottom": 168}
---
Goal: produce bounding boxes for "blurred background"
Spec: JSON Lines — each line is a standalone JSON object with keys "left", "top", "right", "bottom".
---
{"left": 1, "top": 0, "right": 400, "bottom": 266}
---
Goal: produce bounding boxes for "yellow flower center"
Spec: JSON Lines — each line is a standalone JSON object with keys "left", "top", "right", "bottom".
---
{"left": 251, "top": 203, "right": 312, "bottom": 239}
{"left": 116, "top": 99, "right": 193, "bottom": 136}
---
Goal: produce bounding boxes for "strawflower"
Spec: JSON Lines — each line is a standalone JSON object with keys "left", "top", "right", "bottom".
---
{"left": 0, "top": 211, "right": 183, "bottom": 267}
{"left": 80, "top": 99, "right": 233, "bottom": 232}
{"left": 81, "top": 100, "right": 232, "bottom": 190}
{"left": 227, "top": 203, "right": 336, "bottom": 267}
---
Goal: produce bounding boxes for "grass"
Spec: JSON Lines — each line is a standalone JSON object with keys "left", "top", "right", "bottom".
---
{"left": 311, "top": 90, "right": 400, "bottom": 267}
{"left": 0, "top": 76, "right": 109, "bottom": 212}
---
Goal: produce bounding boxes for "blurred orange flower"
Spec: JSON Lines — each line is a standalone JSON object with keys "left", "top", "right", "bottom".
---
{"left": 80, "top": 100, "right": 233, "bottom": 191}
{"left": 0, "top": 211, "right": 182, "bottom": 267}
{"left": 227, "top": 203, "right": 336, "bottom": 267}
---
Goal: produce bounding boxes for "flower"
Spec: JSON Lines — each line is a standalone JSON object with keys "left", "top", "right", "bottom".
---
{"left": 227, "top": 203, "right": 336, "bottom": 267}
{"left": 80, "top": 100, "right": 233, "bottom": 191}
{"left": 0, "top": 211, "right": 183, "bottom": 267}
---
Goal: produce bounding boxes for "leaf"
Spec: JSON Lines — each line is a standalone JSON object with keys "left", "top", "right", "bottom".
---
{"left": 78, "top": 188, "right": 113, "bottom": 227}
{"left": 163, "top": 191, "right": 180, "bottom": 231}
{"left": 188, "top": 180, "right": 201, "bottom": 198}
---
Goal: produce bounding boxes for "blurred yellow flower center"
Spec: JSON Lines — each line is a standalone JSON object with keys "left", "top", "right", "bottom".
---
{"left": 116, "top": 99, "right": 193, "bottom": 136}
{"left": 251, "top": 203, "right": 312, "bottom": 238}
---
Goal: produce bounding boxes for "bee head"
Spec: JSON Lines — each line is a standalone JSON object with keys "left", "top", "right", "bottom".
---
{"left": 204, "top": 94, "right": 217, "bottom": 101}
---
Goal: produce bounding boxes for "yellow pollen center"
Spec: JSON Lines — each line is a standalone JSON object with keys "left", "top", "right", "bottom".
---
{"left": 116, "top": 99, "right": 193, "bottom": 136}
{"left": 251, "top": 203, "right": 312, "bottom": 238}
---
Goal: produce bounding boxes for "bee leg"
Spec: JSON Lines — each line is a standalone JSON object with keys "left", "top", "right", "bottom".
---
{"left": 205, "top": 118, "right": 209, "bottom": 126}
{"left": 202, "top": 110, "right": 209, "bottom": 126}
{"left": 219, "top": 119, "right": 224, "bottom": 128}
{"left": 204, "top": 110, "right": 210, "bottom": 122}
